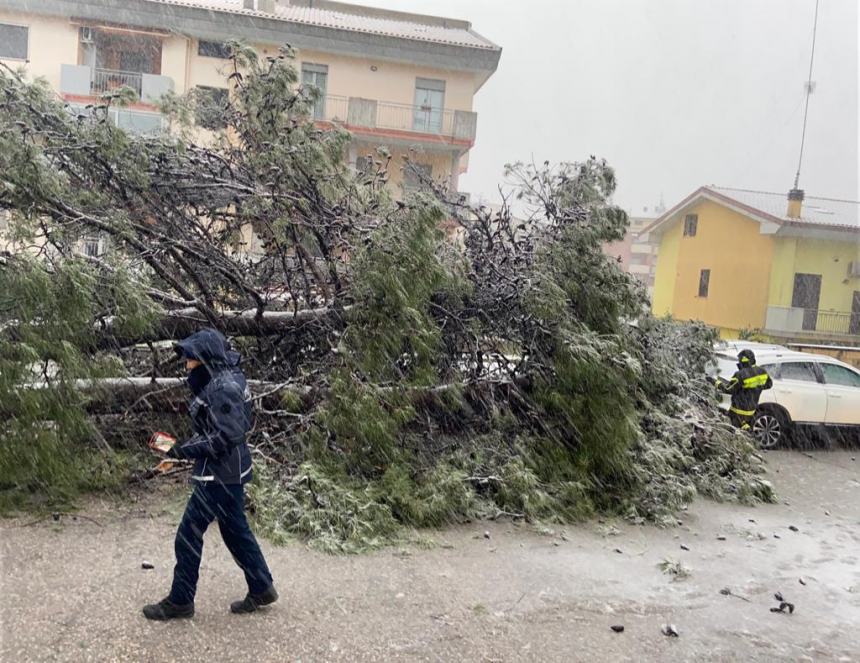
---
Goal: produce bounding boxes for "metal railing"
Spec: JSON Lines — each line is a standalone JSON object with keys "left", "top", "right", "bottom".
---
{"left": 91, "top": 68, "right": 143, "bottom": 97}
{"left": 319, "top": 94, "right": 349, "bottom": 122}
{"left": 318, "top": 94, "right": 475, "bottom": 141}
{"left": 376, "top": 99, "right": 455, "bottom": 136}
{"left": 765, "top": 305, "right": 860, "bottom": 336}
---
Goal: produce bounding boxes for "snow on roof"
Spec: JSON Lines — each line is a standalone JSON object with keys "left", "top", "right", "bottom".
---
{"left": 645, "top": 185, "right": 860, "bottom": 236}
{"left": 711, "top": 187, "right": 860, "bottom": 229}
{"left": 148, "top": 0, "right": 500, "bottom": 50}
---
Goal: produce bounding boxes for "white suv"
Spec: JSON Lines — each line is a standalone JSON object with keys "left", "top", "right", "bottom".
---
{"left": 710, "top": 342, "right": 860, "bottom": 448}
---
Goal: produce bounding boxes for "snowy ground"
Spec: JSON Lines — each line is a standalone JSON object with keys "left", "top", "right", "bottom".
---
{"left": 1, "top": 450, "right": 859, "bottom": 662}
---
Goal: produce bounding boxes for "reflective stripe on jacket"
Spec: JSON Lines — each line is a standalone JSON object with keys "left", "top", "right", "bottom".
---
{"left": 716, "top": 364, "right": 773, "bottom": 417}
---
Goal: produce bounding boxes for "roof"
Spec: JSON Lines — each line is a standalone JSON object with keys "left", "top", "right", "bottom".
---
{"left": 645, "top": 185, "right": 860, "bottom": 236}
{"left": 712, "top": 187, "right": 859, "bottom": 228}
{"left": 148, "top": 0, "right": 500, "bottom": 50}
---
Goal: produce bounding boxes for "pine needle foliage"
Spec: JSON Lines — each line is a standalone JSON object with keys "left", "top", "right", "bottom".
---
{"left": 0, "top": 53, "right": 773, "bottom": 541}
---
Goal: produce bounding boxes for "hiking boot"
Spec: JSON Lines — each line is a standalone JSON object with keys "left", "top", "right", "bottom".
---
{"left": 230, "top": 585, "right": 278, "bottom": 614}
{"left": 142, "top": 597, "right": 194, "bottom": 621}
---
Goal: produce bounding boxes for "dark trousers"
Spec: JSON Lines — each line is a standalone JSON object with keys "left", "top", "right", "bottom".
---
{"left": 169, "top": 482, "right": 273, "bottom": 605}
{"left": 729, "top": 410, "right": 753, "bottom": 430}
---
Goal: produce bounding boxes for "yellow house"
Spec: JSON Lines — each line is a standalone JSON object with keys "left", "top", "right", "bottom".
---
{"left": 648, "top": 186, "right": 860, "bottom": 342}
{"left": 0, "top": 0, "right": 501, "bottom": 197}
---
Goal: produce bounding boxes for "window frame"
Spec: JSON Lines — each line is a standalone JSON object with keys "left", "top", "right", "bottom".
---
{"left": 683, "top": 213, "right": 698, "bottom": 237}
{"left": 697, "top": 268, "right": 710, "bottom": 298}
{"left": 413, "top": 77, "right": 446, "bottom": 133}
{"left": 194, "top": 85, "right": 229, "bottom": 130}
{"left": 300, "top": 63, "right": 329, "bottom": 119}
{"left": 197, "top": 40, "right": 232, "bottom": 59}
{"left": 0, "top": 22, "right": 29, "bottom": 61}
{"left": 777, "top": 361, "right": 821, "bottom": 384}
{"left": 819, "top": 362, "right": 860, "bottom": 388}
{"left": 355, "top": 155, "right": 373, "bottom": 175}
{"left": 403, "top": 162, "right": 432, "bottom": 191}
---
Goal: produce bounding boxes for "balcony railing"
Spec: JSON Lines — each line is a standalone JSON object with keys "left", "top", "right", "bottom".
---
{"left": 92, "top": 68, "right": 143, "bottom": 96}
{"left": 765, "top": 306, "right": 860, "bottom": 337}
{"left": 60, "top": 64, "right": 174, "bottom": 105}
{"left": 316, "top": 94, "right": 478, "bottom": 143}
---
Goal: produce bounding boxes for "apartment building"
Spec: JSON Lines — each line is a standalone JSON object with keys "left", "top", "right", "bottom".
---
{"left": 603, "top": 215, "right": 659, "bottom": 294}
{"left": 0, "top": 0, "right": 501, "bottom": 196}
{"left": 649, "top": 186, "right": 860, "bottom": 342}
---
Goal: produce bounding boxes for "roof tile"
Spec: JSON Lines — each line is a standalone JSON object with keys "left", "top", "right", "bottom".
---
{"left": 147, "top": 0, "right": 500, "bottom": 50}
{"left": 710, "top": 186, "right": 859, "bottom": 228}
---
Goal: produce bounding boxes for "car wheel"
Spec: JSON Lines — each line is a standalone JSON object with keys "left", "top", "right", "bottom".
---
{"left": 752, "top": 409, "right": 789, "bottom": 449}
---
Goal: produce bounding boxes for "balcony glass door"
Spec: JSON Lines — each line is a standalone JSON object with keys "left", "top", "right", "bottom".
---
{"left": 301, "top": 63, "right": 328, "bottom": 120}
{"left": 792, "top": 273, "right": 821, "bottom": 331}
{"left": 850, "top": 291, "right": 860, "bottom": 335}
{"left": 413, "top": 78, "right": 445, "bottom": 133}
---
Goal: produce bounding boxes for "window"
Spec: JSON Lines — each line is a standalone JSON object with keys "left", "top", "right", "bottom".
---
{"left": 698, "top": 269, "right": 710, "bottom": 297}
{"left": 119, "top": 50, "right": 154, "bottom": 74}
{"left": 198, "top": 40, "right": 231, "bottom": 59}
{"left": 413, "top": 78, "right": 445, "bottom": 132}
{"left": 779, "top": 362, "right": 819, "bottom": 383}
{"left": 0, "top": 23, "right": 28, "bottom": 60}
{"left": 301, "top": 63, "right": 328, "bottom": 120}
{"left": 760, "top": 363, "right": 778, "bottom": 379}
{"left": 356, "top": 156, "right": 373, "bottom": 175}
{"left": 81, "top": 236, "right": 102, "bottom": 258}
{"left": 403, "top": 163, "right": 432, "bottom": 191}
{"left": 194, "top": 86, "right": 229, "bottom": 130}
{"left": 115, "top": 109, "right": 163, "bottom": 135}
{"left": 683, "top": 214, "right": 698, "bottom": 236}
{"left": 820, "top": 363, "right": 860, "bottom": 388}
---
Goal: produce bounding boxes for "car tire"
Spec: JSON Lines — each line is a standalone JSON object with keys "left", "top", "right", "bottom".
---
{"left": 752, "top": 408, "right": 790, "bottom": 449}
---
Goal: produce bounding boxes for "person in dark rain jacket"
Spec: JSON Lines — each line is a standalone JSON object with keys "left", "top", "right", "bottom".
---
{"left": 715, "top": 348, "right": 773, "bottom": 431}
{"left": 143, "top": 328, "right": 277, "bottom": 620}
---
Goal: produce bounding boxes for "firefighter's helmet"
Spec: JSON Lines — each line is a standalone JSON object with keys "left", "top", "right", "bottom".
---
{"left": 737, "top": 349, "right": 756, "bottom": 365}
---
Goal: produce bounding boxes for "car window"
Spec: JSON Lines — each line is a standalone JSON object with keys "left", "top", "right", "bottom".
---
{"left": 778, "top": 362, "right": 818, "bottom": 382}
{"left": 760, "top": 363, "right": 778, "bottom": 379}
{"left": 820, "top": 363, "right": 860, "bottom": 388}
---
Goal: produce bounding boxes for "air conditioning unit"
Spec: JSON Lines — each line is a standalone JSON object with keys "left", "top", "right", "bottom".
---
{"left": 848, "top": 261, "right": 860, "bottom": 278}
{"left": 80, "top": 27, "right": 95, "bottom": 44}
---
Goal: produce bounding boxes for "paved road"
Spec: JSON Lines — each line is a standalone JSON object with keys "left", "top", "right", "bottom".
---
{"left": 2, "top": 450, "right": 859, "bottom": 662}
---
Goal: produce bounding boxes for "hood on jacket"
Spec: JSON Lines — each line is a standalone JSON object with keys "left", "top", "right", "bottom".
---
{"left": 174, "top": 327, "right": 241, "bottom": 369}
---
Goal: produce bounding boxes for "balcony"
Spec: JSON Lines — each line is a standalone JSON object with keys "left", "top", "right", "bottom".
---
{"left": 91, "top": 68, "right": 143, "bottom": 97}
{"left": 315, "top": 95, "right": 478, "bottom": 146}
{"left": 765, "top": 306, "right": 860, "bottom": 340}
{"left": 60, "top": 64, "right": 174, "bottom": 104}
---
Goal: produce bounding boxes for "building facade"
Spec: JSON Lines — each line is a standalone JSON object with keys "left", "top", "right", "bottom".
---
{"left": 648, "top": 186, "right": 860, "bottom": 343}
{"left": 604, "top": 215, "right": 659, "bottom": 294}
{"left": 0, "top": 0, "right": 501, "bottom": 196}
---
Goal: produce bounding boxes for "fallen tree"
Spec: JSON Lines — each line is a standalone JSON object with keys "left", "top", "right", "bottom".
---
{"left": 0, "top": 49, "right": 772, "bottom": 543}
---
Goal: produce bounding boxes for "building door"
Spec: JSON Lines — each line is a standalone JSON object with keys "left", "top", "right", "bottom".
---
{"left": 301, "top": 63, "right": 328, "bottom": 119}
{"left": 413, "top": 78, "right": 445, "bottom": 133}
{"left": 791, "top": 273, "right": 821, "bottom": 331}
{"left": 850, "top": 292, "right": 860, "bottom": 335}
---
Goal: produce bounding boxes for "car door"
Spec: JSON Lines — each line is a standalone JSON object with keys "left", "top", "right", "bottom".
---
{"left": 770, "top": 361, "right": 827, "bottom": 423}
{"left": 819, "top": 362, "right": 860, "bottom": 425}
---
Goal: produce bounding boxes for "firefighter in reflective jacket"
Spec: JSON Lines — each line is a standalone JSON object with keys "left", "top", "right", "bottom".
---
{"left": 714, "top": 349, "right": 773, "bottom": 430}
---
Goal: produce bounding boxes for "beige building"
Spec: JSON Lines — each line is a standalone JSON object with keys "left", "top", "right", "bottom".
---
{"left": 604, "top": 215, "right": 660, "bottom": 294}
{"left": 0, "top": 0, "right": 501, "bottom": 196}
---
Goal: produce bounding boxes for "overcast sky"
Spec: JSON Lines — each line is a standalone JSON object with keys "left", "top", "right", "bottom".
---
{"left": 349, "top": 0, "right": 858, "bottom": 215}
